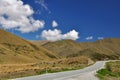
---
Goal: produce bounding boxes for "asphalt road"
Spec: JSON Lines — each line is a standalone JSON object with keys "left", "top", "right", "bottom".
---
{"left": 13, "top": 61, "right": 106, "bottom": 80}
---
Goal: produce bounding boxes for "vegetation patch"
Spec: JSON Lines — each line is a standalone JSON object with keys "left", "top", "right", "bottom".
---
{"left": 96, "top": 61, "right": 120, "bottom": 80}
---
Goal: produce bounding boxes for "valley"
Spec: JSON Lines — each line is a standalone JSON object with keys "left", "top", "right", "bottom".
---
{"left": 0, "top": 29, "right": 120, "bottom": 79}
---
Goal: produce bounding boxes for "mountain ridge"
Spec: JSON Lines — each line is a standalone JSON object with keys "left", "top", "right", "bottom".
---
{"left": 31, "top": 38, "right": 120, "bottom": 60}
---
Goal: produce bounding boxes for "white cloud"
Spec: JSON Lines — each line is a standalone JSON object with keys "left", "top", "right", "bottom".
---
{"left": 41, "top": 29, "right": 62, "bottom": 41}
{"left": 35, "top": 0, "right": 51, "bottom": 14}
{"left": 0, "top": 0, "right": 45, "bottom": 33}
{"left": 86, "top": 36, "right": 93, "bottom": 40}
{"left": 52, "top": 20, "right": 58, "bottom": 27}
{"left": 41, "top": 29, "right": 79, "bottom": 41}
{"left": 35, "top": 10, "right": 41, "bottom": 15}
{"left": 63, "top": 30, "right": 79, "bottom": 40}
{"left": 98, "top": 37, "right": 104, "bottom": 40}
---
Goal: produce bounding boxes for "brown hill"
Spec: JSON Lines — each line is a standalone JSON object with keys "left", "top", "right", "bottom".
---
{"left": 29, "top": 40, "right": 50, "bottom": 46}
{"left": 0, "top": 29, "right": 57, "bottom": 64}
{"left": 32, "top": 38, "right": 120, "bottom": 60}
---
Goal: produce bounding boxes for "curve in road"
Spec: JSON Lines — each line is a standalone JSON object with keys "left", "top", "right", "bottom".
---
{"left": 13, "top": 61, "right": 106, "bottom": 80}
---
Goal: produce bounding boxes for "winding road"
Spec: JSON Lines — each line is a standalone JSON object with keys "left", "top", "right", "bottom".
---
{"left": 13, "top": 61, "right": 106, "bottom": 80}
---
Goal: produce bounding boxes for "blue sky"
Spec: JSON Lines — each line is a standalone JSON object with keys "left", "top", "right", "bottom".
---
{"left": 0, "top": 0, "right": 120, "bottom": 42}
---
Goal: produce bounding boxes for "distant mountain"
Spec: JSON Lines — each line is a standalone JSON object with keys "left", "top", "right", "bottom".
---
{"left": 0, "top": 29, "right": 57, "bottom": 64}
{"left": 32, "top": 38, "right": 120, "bottom": 60}
{"left": 30, "top": 40, "right": 50, "bottom": 46}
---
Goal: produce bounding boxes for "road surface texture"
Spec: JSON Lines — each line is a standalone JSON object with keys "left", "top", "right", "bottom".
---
{"left": 13, "top": 61, "right": 106, "bottom": 80}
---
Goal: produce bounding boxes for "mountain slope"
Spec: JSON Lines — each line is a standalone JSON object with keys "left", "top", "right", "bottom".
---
{"left": 32, "top": 38, "right": 120, "bottom": 60}
{"left": 0, "top": 29, "right": 57, "bottom": 64}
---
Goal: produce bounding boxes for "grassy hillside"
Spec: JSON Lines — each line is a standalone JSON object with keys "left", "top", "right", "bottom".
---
{"left": 0, "top": 29, "right": 57, "bottom": 64}
{"left": 32, "top": 38, "right": 120, "bottom": 60}
{"left": 0, "top": 56, "right": 92, "bottom": 79}
{"left": 41, "top": 40, "right": 82, "bottom": 57}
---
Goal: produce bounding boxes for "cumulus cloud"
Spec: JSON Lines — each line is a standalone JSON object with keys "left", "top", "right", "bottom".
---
{"left": 52, "top": 20, "right": 58, "bottom": 27}
{"left": 41, "top": 29, "right": 79, "bottom": 41}
{"left": 0, "top": 0, "right": 45, "bottom": 33}
{"left": 86, "top": 36, "right": 93, "bottom": 40}
{"left": 63, "top": 30, "right": 79, "bottom": 40}
{"left": 41, "top": 29, "right": 62, "bottom": 41}
{"left": 98, "top": 37, "right": 104, "bottom": 40}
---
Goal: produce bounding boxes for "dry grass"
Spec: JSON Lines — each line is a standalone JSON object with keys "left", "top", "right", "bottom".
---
{"left": 0, "top": 56, "right": 92, "bottom": 79}
{"left": 106, "top": 61, "right": 120, "bottom": 73}
{"left": 55, "top": 56, "right": 93, "bottom": 65}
